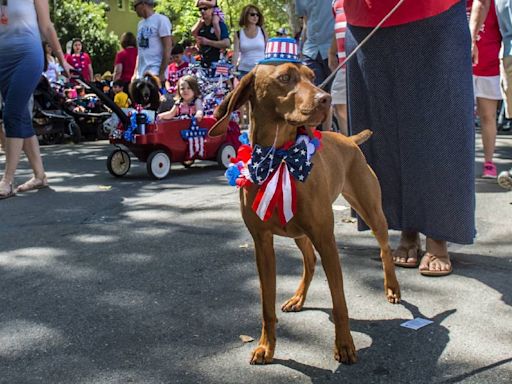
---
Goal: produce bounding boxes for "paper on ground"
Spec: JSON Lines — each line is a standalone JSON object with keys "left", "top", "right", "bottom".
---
{"left": 400, "top": 317, "right": 433, "bottom": 330}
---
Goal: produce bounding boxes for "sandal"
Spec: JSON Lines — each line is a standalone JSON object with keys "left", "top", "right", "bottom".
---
{"left": 393, "top": 244, "right": 422, "bottom": 268}
{"left": 0, "top": 181, "right": 15, "bottom": 200}
{"left": 15, "top": 176, "right": 48, "bottom": 193}
{"left": 419, "top": 253, "right": 452, "bottom": 277}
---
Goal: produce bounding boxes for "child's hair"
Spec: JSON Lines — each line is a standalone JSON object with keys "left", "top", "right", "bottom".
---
{"left": 112, "top": 80, "right": 124, "bottom": 88}
{"left": 171, "top": 44, "right": 184, "bottom": 56}
{"left": 175, "top": 75, "right": 201, "bottom": 103}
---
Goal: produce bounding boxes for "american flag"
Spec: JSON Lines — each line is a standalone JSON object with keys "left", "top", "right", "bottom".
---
{"left": 215, "top": 64, "right": 230, "bottom": 76}
{"left": 248, "top": 141, "right": 313, "bottom": 224}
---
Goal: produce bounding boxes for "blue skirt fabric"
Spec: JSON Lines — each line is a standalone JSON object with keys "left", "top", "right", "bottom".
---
{"left": 0, "top": 40, "right": 43, "bottom": 138}
{"left": 346, "top": 0, "right": 476, "bottom": 244}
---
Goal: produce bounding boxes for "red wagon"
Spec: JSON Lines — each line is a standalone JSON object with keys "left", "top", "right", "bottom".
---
{"left": 107, "top": 115, "right": 241, "bottom": 179}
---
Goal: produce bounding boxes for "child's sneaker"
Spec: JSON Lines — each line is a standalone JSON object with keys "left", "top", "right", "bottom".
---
{"left": 482, "top": 161, "right": 497, "bottom": 178}
{"left": 497, "top": 169, "right": 512, "bottom": 190}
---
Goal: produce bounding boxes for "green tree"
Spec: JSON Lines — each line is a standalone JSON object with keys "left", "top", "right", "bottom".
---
{"left": 51, "top": 0, "right": 118, "bottom": 74}
{"left": 155, "top": 0, "right": 293, "bottom": 44}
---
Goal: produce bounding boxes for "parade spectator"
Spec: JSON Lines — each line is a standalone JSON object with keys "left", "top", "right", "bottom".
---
{"left": 43, "top": 41, "right": 61, "bottom": 83}
{"left": 65, "top": 38, "right": 93, "bottom": 82}
{"left": 182, "top": 40, "right": 198, "bottom": 64}
{"left": 328, "top": 0, "right": 348, "bottom": 135}
{"left": 0, "top": 0, "right": 72, "bottom": 199}
{"left": 165, "top": 44, "right": 189, "bottom": 94}
{"left": 468, "top": 0, "right": 502, "bottom": 178}
{"left": 471, "top": 0, "right": 512, "bottom": 189}
{"left": 113, "top": 31, "right": 138, "bottom": 91}
{"left": 112, "top": 80, "right": 130, "bottom": 108}
{"left": 132, "top": 0, "right": 173, "bottom": 84}
{"left": 295, "top": 0, "right": 334, "bottom": 86}
{"left": 232, "top": 4, "right": 266, "bottom": 79}
{"left": 158, "top": 75, "right": 204, "bottom": 121}
{"left": 192, "top": 4, "right": 230, "bottom": 68}
{"left": 345, "top": 0, "right": 475, "bottom": 276}
{"left": 194, "top": 0, "right": 225, "bottom": 40}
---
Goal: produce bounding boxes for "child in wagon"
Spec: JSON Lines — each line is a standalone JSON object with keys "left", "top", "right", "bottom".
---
{"left": 157, "top": 75, "right": 204, "bottom": 122}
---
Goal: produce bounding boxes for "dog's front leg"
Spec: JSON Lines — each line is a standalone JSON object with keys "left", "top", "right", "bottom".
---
{"left": 309, "top": 230, "right": 357, "bottom": 364}
{"left": 250, "top": 230, "right": 277, "bottom": 365}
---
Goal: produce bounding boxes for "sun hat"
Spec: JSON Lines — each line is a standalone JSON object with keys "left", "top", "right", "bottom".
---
{"left": 258, "top": 37, "right": 301, "bottom": 64}
{"left": 102, "top": 71, "right": 113, "bottom": 80}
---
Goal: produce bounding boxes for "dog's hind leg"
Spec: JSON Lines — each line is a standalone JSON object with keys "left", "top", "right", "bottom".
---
{"left": 281, "top": 236, "right": 317, "bottom": 312}
{"left": 342, "top": 160, "right": 401, "bottom": 304}
{"left": 250, "top": 230, "right": 277, "bottom": 365}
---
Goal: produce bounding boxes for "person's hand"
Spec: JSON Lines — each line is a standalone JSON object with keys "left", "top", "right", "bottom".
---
{"left": 196, "top": 36, "right": 209, "bottom": 47}
{"left": 471, "top": 41, "right": 479, "bottom": 66}
{"left": 61, "top": 61, "right": 73, "bottom": 78}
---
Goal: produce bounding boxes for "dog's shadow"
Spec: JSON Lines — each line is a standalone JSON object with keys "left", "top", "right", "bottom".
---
{"left": 273, "top": 300, "right": 457, "bottom": 383}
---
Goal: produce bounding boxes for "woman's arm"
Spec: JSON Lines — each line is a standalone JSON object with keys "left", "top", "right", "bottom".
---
{"left": 113, "top": 63, "right": 123, "bottom": 81}
{"left": 34, "top": 0, "right": 72, "bottom": 76}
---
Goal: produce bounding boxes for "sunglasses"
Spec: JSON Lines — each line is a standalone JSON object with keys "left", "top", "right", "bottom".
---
{"left": 199, "top": 7, "right": 209, "bottom": 12}
{"left": 249, "top": 12, "right": 260, "bottom": 17}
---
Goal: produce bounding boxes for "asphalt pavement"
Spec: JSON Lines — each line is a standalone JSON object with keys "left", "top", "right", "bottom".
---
{"left": 0, "top": 131, "right": 511, "bottom": 384}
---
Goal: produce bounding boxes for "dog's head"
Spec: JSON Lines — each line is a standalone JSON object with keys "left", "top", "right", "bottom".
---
{"left": 129, "top": 72, "right": 161, "bottom": 110}
{"left": 211, "top": 63, "right": 331, "bottom": 142}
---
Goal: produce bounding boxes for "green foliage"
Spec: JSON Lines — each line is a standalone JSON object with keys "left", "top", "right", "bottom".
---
{"left": 51, "top": 0, "right": 119, "bottom": 74}
{"left": 155, "top": 0, "right": 293, "bottom": 44}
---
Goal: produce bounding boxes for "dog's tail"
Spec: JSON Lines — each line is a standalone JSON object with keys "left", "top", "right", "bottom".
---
{"left": 350, "top": 129, "right": 372, "bottom": 145}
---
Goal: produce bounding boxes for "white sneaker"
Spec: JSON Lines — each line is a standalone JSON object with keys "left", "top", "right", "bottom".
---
{"left": 497, "top": 169, "right": 512, "bottom": 190}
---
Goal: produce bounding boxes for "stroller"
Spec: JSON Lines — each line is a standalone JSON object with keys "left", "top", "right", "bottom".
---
{"left": 63, "top": 89, "right": 113, "bottom": 141}
{"left": 33, "top": 76, "right": 81, "bottom": 145}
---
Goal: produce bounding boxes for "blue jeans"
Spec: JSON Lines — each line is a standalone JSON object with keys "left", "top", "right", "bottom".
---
{"left": 303, "top": 53, "right": 331, "bottom": 86}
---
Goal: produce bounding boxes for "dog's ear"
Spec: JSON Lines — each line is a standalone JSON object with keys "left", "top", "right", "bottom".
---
{"left": 209, "top": 70, "right": 254, "bottom": 137}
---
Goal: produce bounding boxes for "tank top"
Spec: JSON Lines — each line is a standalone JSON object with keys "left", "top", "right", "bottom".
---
{"left": 0, "top": 0, "right": 40, "bottom": 50}
{"left": 238, "top": 27, "right": 266, "bottom": 72}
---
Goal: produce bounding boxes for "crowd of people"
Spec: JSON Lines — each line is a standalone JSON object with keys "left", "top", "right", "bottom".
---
{"left": 1, "top": 0, "right": 511, "bottom": 278}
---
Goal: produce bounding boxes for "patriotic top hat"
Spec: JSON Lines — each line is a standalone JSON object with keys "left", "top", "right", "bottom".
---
{"left": 259, "top": 37, "right": 301, "bottom": 64}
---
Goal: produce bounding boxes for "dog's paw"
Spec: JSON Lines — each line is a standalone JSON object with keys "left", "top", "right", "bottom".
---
{"left": 385, "top": 279, "right": 401, "bottom": 304}
{"left": 281, "top": 295, "right": 305, "bottom": 312}
{"left": 250, "top": 345, "right": 274, "bottom": 365}
{"left": 334, "top": 339, "right": 357, "bottom": 364}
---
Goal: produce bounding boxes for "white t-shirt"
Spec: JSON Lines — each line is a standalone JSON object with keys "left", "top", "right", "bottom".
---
{"left": 0, "top": 0, "right": 40, "bottom": 50}
{"left": 238, "top": 27, "right": 265, "bottom": 72}
{"left": 136, "top": 13, "right": 172, "bottom": 79}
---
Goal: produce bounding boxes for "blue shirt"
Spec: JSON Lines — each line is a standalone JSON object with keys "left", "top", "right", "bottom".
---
{"left": 295, "top": 0, "right": 334, "bottom": 60}
{"left": 495, "top": 0, "right": 512, "bottom": 57}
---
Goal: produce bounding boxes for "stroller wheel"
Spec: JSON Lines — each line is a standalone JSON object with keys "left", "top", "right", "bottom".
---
{"left": 107, "top": 149, "right": 131, "bottom": 177}
{"left": 147, "top": 150, "right": 171, "bottom": 179}
{"left": 68, "top": 121, "right": 82, "bottom": 144}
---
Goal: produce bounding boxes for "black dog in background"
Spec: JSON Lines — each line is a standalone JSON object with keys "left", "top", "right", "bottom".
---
{"left": 129, "top": 72, "right": 161, "bottom": 111}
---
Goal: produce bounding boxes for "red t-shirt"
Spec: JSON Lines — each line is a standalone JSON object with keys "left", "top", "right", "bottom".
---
{"left": 332, "top": 0, "right": 347, "bottom": 65}
{"left": 344, "top": 0, "right": 460, "bottom": 27}
{"left": 114, "top": 47, "right": 137, "bottom": 83}
{"left": 65, "top": 52, "right": 92, "bottom": 82}
{"left": 467, "top": 0, "right": 502, "bottom": 76}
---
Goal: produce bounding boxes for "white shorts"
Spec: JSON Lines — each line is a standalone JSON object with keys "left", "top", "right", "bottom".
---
{"left": 331, "top": 68, "right": 347, "bottom": 105}
{"left": 473, "top": 75, "right": 502, "bottom": 100}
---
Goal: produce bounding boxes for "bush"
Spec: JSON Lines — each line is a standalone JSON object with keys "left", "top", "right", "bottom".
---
{"left": 51, "top": 0, "right": 119, "bottom": 74}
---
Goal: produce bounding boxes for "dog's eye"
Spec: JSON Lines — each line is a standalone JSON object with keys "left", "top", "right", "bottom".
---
{"left": 278, "top": 74, "right": 291, "bottom": 83}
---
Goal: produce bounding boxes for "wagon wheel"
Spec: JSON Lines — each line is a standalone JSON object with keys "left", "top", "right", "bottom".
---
{"left": 217, "top": 143, "right": 236, "bottom": 169}
{"left": 107, "top": 149, "right": 131, "bottom": 177}
{"left": 147, "top": 149, "right": 171, "bottom": 179}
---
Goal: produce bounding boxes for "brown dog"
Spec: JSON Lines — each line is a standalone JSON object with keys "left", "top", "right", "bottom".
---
{"left": 210, "top": 63, "right": 400, "bottom": 365}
